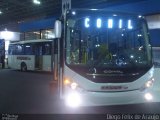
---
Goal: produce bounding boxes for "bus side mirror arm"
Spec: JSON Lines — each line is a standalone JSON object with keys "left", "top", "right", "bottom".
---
{"left": 54, "top": 20, "right": 62, "bottom": 38}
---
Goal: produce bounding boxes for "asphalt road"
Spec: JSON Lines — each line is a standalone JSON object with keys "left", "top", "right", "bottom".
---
{"left": 0, "top": 69, "right": 160, "bottom": 115}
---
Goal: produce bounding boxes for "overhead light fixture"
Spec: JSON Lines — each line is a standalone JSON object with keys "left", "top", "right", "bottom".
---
{"left": 0, "top": 10, "right": 2, "bottom": 14}
{"left": 33, "top": 0, "right": 41, "bottom": 5}
{"left": 113, "top": 14, "right": 117, "bottom": 16}
{"left": 0, "top": 30, "right": 14, "bottom": 40}
{"left": 138, "top": 15, "right": 142, "bottom": 18}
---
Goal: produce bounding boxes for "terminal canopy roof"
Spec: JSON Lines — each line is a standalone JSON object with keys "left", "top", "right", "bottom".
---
{"left": 0, "top": 0, "right": 160, "bottom": 25}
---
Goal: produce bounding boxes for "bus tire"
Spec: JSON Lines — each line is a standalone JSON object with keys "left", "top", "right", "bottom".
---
{"left": 21, "top": 63, "right": 27, "bottom": 72}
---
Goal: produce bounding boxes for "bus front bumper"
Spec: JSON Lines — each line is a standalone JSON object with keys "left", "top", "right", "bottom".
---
{"left": 64, "top": 87, "right": 154, "bottom": 107}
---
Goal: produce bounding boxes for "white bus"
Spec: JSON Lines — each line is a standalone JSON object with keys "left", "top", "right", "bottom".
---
{"left": 8, "top": 39, "right": 53, "bottom": 72}
{"left": 54, "top": 9, "right": 154, "bottom": 107}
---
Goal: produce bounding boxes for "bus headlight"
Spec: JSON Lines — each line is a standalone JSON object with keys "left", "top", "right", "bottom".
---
{"left": 145, "top": 78, "right": 154, "bottom": 88}
{"left": 64, "top": 78, "right": 78, "bottom": 90}
{"left": 140, "top": 78, "right": 154, "bottom": 91}
{"left": 64, "top": 79, "right": 71, "bottom": 85}
{"left": 65, "top": 92, "right": 81, "bottom": 107}
{"left": 144, "top": 93, "right": 153, "bottom": 101}
{"left": 145, "top": 79, "right": 154, "bottom": 88}
{"left": 71, "top": 82, "right": 78, "bottom": 90}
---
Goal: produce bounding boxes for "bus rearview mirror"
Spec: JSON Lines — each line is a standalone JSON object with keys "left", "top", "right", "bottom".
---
{"left": 54, "top": 20, "right": 62, "bottom": 38}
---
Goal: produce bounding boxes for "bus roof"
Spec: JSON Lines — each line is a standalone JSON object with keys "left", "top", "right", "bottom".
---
{"left": 10, "top": 39, "right": 53, "bottom": 44}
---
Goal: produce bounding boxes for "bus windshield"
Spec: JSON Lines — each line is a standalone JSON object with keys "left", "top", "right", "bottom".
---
{"left": 66, "top": 10, "right": 152, "bottom": 70}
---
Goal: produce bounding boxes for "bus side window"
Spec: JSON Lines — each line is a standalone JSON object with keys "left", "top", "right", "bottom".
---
{"left": 8, "top": 45, "right": 13, "bottom": 55}
{"left": 33, "top": 43, "right": 43, "bottom": 55}
{"left": 24, "top": 44, "right": 33, "bottom": 55}
{"left": 8, "top": 45, "right": 16, "bottom": 55}
{"left": 43, "top": 42, "right": 51, "bottom": 55}
{"left": 15, "top": 44, "right": 24, "bottom": 55}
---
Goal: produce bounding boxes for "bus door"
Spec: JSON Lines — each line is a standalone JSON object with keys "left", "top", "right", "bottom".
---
{"left": 34, "top": 43, "right": 43, "bottom": 70}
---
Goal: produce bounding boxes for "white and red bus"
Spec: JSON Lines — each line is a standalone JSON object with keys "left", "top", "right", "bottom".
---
{"left": 8, "top": 39, "right": 53, "bottom": 72}
{"left": 54, "top": 9, "right": 155, "bottom": 107}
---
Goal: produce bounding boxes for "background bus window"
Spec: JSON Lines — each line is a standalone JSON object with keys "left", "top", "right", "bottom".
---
{"left": 43, "top": 42, "right": 51, "bottom": 55}
{"left": 8, "top": 45, "right": 16, "bottom": 55}
{"left": 24, "top": 44, "right": 33, "bottom": 55}
{"left": 33, "top": 43, "right": 43, "bottom": 56}
{"left": 15, "top": 44, "right": 24, "bottom": 55}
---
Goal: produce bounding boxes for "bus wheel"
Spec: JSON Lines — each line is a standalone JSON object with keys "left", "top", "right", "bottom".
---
{"left": 21, "top": 63, "right": 27, "bottom": 72}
